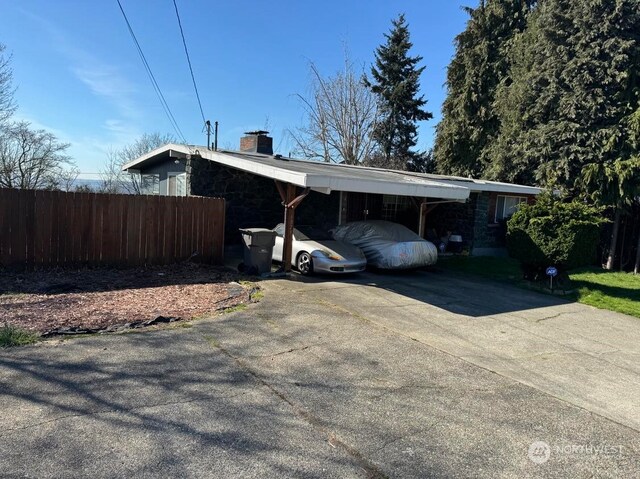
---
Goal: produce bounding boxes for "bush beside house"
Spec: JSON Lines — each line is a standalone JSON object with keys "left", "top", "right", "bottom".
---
{"left": 506, "top": 195, "right": 605, "bottom": 278}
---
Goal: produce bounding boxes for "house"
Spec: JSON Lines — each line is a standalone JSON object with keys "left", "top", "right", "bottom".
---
{"left": 123, "top": 132, "right": 542, "bottom": 261}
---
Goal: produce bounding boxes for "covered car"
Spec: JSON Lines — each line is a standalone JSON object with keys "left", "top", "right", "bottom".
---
{"left": 271, "top": 224, "right": 367, "bottom": 275}
{"left": 331, "top": 220, "right": 438, "bottom": 269}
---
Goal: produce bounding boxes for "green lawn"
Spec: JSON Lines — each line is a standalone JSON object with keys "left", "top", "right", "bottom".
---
{"left": 569, "top": 268, "right": 640, "bottom": 318}
{"left": 438, "top": 256, "right": 640, "bottom": 319}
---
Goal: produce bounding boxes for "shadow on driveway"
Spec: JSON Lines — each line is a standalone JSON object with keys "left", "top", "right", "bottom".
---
{"left": 270, "top": 267, "right": 570, "bottom": 318}
{"left": 0, "top": 331, "right": 366, "bottom": 477}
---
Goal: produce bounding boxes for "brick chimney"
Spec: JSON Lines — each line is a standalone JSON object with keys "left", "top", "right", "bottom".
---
{"left": 240, "top": 130, "right": 273, "bottom": 155}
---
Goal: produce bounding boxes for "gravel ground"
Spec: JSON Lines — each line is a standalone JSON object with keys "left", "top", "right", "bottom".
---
{"left": 0, "top": 263, "right": 251, "bottom": 334}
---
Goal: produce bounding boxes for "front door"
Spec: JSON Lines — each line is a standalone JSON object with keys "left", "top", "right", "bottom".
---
{"left": 346, "top": 193, "right": 383, "bottom": 222}
{"left": 346, "top": 193, "right": 367, "bottom": 222}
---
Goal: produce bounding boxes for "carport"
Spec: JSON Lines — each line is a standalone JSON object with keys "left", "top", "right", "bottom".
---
{"left": 130, "top": 145, "right": 470, "bottom": 272}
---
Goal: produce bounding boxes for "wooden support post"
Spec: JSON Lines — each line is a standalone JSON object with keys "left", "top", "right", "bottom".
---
{"left": 419, "top": 201, "right": 427, "bottom": 239}
{"left": 282, "top": 184, "right": 296, "bottom": 273}
{"left": 418, "top": 201, "right": 441, "bottom": 239}
{"left": 274, "top": 181, "right": 310, "bottom": 273}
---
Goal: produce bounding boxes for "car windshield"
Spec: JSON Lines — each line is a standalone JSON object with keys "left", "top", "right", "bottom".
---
{"left": 295, "top": 226, "right": 332, "bottom": 241}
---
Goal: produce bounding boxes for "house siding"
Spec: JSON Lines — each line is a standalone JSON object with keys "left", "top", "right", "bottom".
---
{"left": 140, "top": 161, "right": 186, "bottom": 196}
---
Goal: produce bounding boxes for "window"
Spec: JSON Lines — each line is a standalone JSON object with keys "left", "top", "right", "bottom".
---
{"left": 141, "top": 174, "right": 160, "bottom": 195}
{"left": 495, "top": 195, "right": 527, "bottom": 222}
{"left": 168, "top": 173, "right": 187, "bottom": 197}
{"left": 381, "top": 195, "right": 410, "bottom": 221}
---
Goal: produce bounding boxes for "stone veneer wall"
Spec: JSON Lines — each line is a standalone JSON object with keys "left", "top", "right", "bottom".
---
{"left": 426, "top": 192, "right": 506, "bottom": 250}
{"left": 472, "top": 192, "right": 501, "bottom": 248}
{"left": 426, "top": 194, "right": 476, "bottom": 245}
{"left": 189, "top": 158, "right": 283, "bottom": 244}
{"left": 188, "top": 158, "right": 341, "bottom": 244}
{"left": 296, "top": 190, "right": 341, "bottom": 230}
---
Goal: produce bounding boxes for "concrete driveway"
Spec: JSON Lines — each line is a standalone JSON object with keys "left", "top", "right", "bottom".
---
{"left": 1, "top": 270, "right": 638, "bottom": 478}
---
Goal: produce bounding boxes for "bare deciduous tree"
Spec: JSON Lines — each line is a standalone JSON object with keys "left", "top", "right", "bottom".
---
{"left": 58, "top": 165, "right": 80, "bottom": 192}
{"left": 0, "top": 121, "right": 72, "bottom": 190}
{"left": 289, "top": 57, "right": 378, "bottom": 165}
{"left": 0, "top": 43, "right": 17, "bottom": 127}
{"left": 99, "top": 132, "right": 174, "bottom": 194}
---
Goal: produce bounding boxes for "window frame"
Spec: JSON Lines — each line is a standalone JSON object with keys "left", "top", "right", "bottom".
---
{"left": 381, "top": 194, "right": 411, "bottom": 221}
{"left": 495, "top": 195, "right": 527, "bottom": 223}
{"left": 167, "top": 172, "right": 187, "bottom": 197}
{"left": 140, "top": 173, "right": 160, "bottom": 195}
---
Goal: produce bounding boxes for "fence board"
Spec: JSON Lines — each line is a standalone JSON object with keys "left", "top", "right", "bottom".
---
{"left": 80, "top": 192, "right": 92, "bottom": 263}
{"left": 73, "top": 192, "right": 82, "bottom": 262}
{"left": 163, "top": 196, "right": 175, "bottom": 264}
{"left": 11, "top": 189, "right": 26, "bottom": 265}
{"left": 0, "top": 188, "right": 225, "bottom": 269}
{"left": 63, "top": 191, "right": 74, "bottom": 264}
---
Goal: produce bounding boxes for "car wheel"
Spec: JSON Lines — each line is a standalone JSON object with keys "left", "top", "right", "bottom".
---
{"left": 297, "top": 252, "right": 313, "bottom": 275}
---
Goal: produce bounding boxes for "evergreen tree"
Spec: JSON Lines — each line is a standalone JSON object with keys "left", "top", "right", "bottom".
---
{"left": 367, "top": 14, "right": 432, "bottom": 170}
{"left": 434, "top": 0, "right": 534, "bottom": 178}
{"left": 488, "top": 0, "right": 640, "bottom": 190}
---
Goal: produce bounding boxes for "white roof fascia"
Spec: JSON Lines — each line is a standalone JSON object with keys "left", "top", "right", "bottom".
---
{"left": 123, "top": 144, "right": 541, "bottom": 197}
{"left": 121, "top": 143, "right": 186, "bottom": 170}
{"left": 123, "top": 144, "right": 469, "bottom": 200}
{"left": 439, "top": 180, "right": 542, "bottom": 195}
{"left": 208, "top": 151, "right": 469, "bottom": 200}
{"left": 303, "top": 175, "right": 469, "bottom": 199}
{"left": 200, "top": 150, "right": 469, "bottom": 200}
{"left": 205, "top": 150, "right": 309, "bottom": 186}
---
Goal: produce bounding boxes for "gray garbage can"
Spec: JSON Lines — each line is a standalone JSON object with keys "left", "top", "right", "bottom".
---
{"left": 239, "top": 228, "right": 277, "bottom": 274}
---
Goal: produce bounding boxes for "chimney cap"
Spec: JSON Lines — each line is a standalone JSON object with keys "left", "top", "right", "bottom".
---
{"left": 244, "top": 130, "right": 269, "bottom": 136}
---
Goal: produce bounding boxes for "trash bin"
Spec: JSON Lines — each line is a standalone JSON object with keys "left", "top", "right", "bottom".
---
{"left": 448, "top": 234, "right": 464, "bottom": 253}
{"left": 239, "top": 228, "right": 276, "bottom": 274}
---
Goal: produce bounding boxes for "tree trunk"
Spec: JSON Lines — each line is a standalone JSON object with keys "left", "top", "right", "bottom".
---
{"left": 605, "top": 208, "right": 621, "bottom": 270}
{"left": 634, "top": 228, "right": 640, "bottom": 274}
{"left": 619, "top": 218, "right": 627, "bottom": 272}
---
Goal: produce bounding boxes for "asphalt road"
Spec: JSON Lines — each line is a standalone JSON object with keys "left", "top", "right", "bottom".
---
{"left": 1, "top": 269, "right": 638, "bottom": 478}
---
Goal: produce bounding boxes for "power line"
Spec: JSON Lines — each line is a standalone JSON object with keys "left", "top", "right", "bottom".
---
{"left": 172, "top": 0, "right": 206, "bottom": 125}
{"left": 115, "top": 0, "right": 187, "bottom": 143}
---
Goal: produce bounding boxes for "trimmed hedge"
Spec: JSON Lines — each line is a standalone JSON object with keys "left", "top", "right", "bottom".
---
{"left": 507, "top": 195, "right": 605, "bottom": 274}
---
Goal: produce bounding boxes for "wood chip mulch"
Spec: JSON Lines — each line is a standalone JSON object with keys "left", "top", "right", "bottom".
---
{"left": 0, "top": 263, "right": 253, "bottom": 335}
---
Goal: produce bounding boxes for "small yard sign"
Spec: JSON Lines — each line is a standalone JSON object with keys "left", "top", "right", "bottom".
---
{"left": 546, "top": 266, "right": 558, "bottom": 290}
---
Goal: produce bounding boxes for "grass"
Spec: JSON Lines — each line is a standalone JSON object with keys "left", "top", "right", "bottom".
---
{"left": 222, "top": 304, "right": 248, "bottom": 314}
{"left": 439, "top": 256, "right": 640, "bottom": 319}
{"left": 569, "top": 268, "right": 640, "bottom": 318}
{"left": 0, "top": 324, "right": 39, "bottom": 347}
{"left": 250, "top": 289, "right": 264, "bottom": 301}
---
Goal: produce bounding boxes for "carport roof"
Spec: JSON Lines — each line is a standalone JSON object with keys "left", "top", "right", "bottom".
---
{"left": 123, "top": 144, "right": 542, "bottom": 199}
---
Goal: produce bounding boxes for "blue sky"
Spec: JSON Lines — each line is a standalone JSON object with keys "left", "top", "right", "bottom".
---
{"left": 1, "top": 1, "right": 477, "bottom": 176}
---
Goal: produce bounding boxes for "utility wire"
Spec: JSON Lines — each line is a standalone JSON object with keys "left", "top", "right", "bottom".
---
{"left": 115, "top": 0, "right": 187, "bottom": 143}
{"left": 172, "top": 0, "right": 206, "bottom": 125}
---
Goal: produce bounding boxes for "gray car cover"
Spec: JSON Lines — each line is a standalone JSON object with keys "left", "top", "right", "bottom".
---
{"left": 331, "top": 220, "right": 438, "bottom": 269}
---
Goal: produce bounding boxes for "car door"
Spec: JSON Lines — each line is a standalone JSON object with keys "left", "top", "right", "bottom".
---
{"left": 272, "top": 224, "right": 285, "bottom": 261}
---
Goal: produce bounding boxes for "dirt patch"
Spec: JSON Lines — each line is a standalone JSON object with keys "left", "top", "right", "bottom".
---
{"left": 0, "top": 263, "right": 255, "bottom": 335}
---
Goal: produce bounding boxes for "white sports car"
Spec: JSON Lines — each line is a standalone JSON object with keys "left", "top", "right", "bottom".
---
{"left": 271, "top": 224, "right": 367, "bottom": 275}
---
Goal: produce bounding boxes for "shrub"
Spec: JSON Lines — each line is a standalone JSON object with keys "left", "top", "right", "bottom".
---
{"left": 507, "top": 194, "right": 605, "bottom": 276}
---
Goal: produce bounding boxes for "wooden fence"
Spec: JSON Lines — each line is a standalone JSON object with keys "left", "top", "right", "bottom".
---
{"left": 0, "top": 188, "right": 225, "bottom": 269}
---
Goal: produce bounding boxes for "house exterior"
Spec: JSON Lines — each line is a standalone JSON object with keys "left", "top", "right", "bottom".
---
{"left": 123, "top": 132, "right": 542, "bottom": 255}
